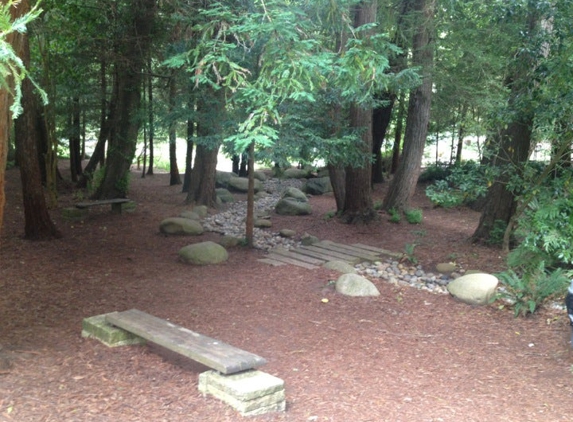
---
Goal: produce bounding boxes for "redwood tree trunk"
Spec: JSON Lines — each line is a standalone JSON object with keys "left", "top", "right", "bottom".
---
{"left": 384, "top": 0, "right": 435, "bottom": 212}
{"left": 93, "top": 0, "right": 156, "bottom": 199}
{"left": 14, "top": 18, "right": 61, "bottom": 240}
{"left": 168, "top": 76, "right": 181, "bottom": 186}
{"left": 186, "top": 143, "right": 219, "bottom": 207}
{"left": 371, "top": 94, "right": 396, "bottom": 184}
{"left": 341, "top": 0, "right": 377, "bottom": 224}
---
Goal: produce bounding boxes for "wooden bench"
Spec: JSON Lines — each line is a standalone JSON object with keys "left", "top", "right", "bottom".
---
{"left": 105, "top": 309, "right": 267, "bottom": 375}
{"left": 76, "top": 198, "right": 132, "bottom": 214}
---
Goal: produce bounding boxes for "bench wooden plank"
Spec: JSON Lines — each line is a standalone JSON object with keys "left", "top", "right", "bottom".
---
{"left": 76, "top": 198, "right": 132, "bottom": 214}
{"left": 105, "top": 309, "right": 266, "bottom": 374}
{"left": 314, "top": 241, "right": 379, "bottom": 262}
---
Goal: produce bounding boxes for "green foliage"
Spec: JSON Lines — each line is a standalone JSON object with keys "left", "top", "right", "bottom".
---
{"left": 388, "top": 208, "right": 401, "bottom": 224}
{"left": 403, "top": 243, "right": 418, "bottom": 265}
{"left": 497, "top": 263, "right": 569, "bottom": 317}
{"left": 513, "top": 172, "right": 573, "bottom": 266}
{"left": 404, "top": 208, "right": 423, "bottom": 224}
{"left": 425, "top": 161, "right": 496, "bottom": 208}
{"left": 87, "top": 166, "right": 106, "bottom": 196}
{"left": 323, "top": 210, "right": 337, "bottom": 220}
{"left": 0, "top": 1, "right": 46, "bottom": 118}
{"left": 486, "top": 220, "right": 507, "bottom": 246}
{"left": 165, "top": 0, "right": 419, "bottom": 161}
{"left": 418, "top": 163, "right": 450, "bottom": 183}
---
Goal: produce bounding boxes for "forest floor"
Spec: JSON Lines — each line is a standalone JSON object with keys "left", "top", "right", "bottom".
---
{"left": 1, "top": 164, "right": 573, "bottom": 422}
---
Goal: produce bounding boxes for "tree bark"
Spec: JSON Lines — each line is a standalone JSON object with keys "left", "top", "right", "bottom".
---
{"left": 371, "top": 94, "right": 395, "bottom": 184}
{"left": 93, "top": 0, "right": 156, "bottom": 199}
{"left": 182, "top": 110, "right": 194, "bottom": 193}
{"left": 341, "top": 0, "right": 378, "bottom": 224}
{"left": 168, "top": 76, "right": 181, "bottom": 186}
{"left": 69, "top": 97, "right": 82, "bottom": 182}
{"left": 384, "top": 0, "right": 435, "bottom": 212}
{"left": 186, "top": 143, "right": 219, "bottom": 207}
{"left": 14, "top": 11, "right": 61, "bottom": 240}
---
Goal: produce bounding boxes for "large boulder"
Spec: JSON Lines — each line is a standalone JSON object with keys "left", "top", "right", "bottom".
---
{"left": 179, "top": 241, "right": 228, "bottom": 265}
{"left": 275, "top": 187, "right": 311, "bottom": 215}
{"left": 282, "top": 187, "right": 308, "bottom": 201}
{"left": 227, "top": 176, "right": 263, "bottom": 193}
{"left": 304, "top": 177, "right": 332, "bottom": 195}
{"left": 215, "top": 171, "right": 238, "bottom": 188}
{"left": 447, "top": 273, "right": 498, "bottom": 306}
{"left": 160, "top": 217, "right": 204, "bottom": 236}
{"left": 283, "top": 168, "right": 310, "bottom": 179}
{"left": 275, "top": 198, "right": 312, "bottom": 215}
{"left": 216, "top": 188, "right": 235, "bottom": 203}
{"left": 323, "top": 260, "right": 357, "bottom": 274}
{"left": 335, "top": 273, "right": 380, "bottom": 297}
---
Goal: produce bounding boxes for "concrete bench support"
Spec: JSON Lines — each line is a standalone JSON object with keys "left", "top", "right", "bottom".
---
{"left": 199, "top": 370, "right": 286, "bottom": 416}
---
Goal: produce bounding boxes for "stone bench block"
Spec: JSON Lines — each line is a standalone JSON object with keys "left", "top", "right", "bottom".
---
{"left": 198, "top": 369, "right": 286, "bottom": 416}
{"left": 81, "top": 313, "right": 146, "bottom": 347}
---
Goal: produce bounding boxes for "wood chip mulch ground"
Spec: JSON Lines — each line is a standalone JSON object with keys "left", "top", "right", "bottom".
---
{"left": 1, "top": 166, "right": 573, "bottom": 422}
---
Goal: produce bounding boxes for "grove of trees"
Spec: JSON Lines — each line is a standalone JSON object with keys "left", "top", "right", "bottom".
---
{"left": 2, "top": 0, "right": 573, "bottom": 305}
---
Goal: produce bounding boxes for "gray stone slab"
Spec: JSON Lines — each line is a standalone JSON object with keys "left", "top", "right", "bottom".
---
{"left": 82, "top": 314, "right": 146, "bottom": 347}
{"left": 199, "top": 370, "right": 286, "bottom": 416}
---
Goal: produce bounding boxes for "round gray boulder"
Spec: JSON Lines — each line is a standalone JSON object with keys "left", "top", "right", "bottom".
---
{"left": 447, "top": 273, "right": 498, "bottom": 306}
{"left": 304, "top": 177, "right": 332, "bottom": 195}
{"left": 216, "top": 188, "right": 235, "bottom": 203}
{"left": 335, "top": 273, "right": 380, "bottom": 297}
{"left": 283, "top": 168, "right": 310, "bottom": 179}
{"left": 227, "top": 176, "right": 263, "bottom": 193}
{"left": 275, "top": 197, "right": 312, "bottom": 215}
{"left": 323, "top": 260, "right": 357, "bottom": 274}
{"left": 179, "top": 241, "right": 228, "bottom": 265}
{"left": 160, "top": 217, "right": 204, "bottom": 236}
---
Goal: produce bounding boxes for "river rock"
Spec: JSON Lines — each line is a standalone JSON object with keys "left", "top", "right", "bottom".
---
{"left": 447, "top": 273, "right": 498, "bottom": 305}
{"left": 284, "top": 168, "right": 310, "bottom": 179}
{"left": 279, "top": 229, "right": 296, "bottom": 238}
{"left": 160, "top": 217, "right": 204, "bottom": 236}
{"left": 323, "top": 260, "right": 357, "bottom": 274}
{"left": 216, "top": 188, "right": 235, "bottom": 203}
{"left": 178, "top": 241, "right": 228, "bottom": 265}
{"left": 275, "top": 197, "right": 311, "bottom": 215}
{"left": 335, "top": 273, "right": 380, "bottom": 297}
{"left": 304, "top": 177, "right": 332, "bottom": 195}
{"left": 228, "top": 176, "right": 263, "bottom": 193}
{"left": 180, "top": 210, "right": 201, "bottom": 220}
{"left": 436, "top": 262, "right": 457, "bottom": 274}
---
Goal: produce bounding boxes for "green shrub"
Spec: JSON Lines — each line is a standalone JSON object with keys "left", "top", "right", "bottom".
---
{"left": 425, "top": 161, "right": 496, "bottom": 208}
{"left": 388, "top": 208, "right": 401, "bottom": 223}
{"left": 404, "top": 208, "right": 423, "bottom": 224}
{"left": 418, "top": 163, "right": 449, "bottom": 183}
{"left": 486, "top": 220, "right": 507, "bottom": 246}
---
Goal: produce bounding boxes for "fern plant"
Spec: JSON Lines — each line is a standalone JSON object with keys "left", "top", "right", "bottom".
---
{"left": 496, "top": 261, "right": 569, "bottom": 317}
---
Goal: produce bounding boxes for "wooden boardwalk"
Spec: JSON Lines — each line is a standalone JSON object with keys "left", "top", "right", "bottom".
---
{"left": 259, "top": 240, "right": 402, "bottom": 269}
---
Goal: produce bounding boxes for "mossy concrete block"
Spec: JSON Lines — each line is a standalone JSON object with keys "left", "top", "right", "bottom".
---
{"left": 81, "top": 314, "right": 146, "bottom": 347}
{"left": 199, "top": 370, "right": 286, "bottom": 416}
{"left": 62, "top": 207, "right": 89, "bottom": 221}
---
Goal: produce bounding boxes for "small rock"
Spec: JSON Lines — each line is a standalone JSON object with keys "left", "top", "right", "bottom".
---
{"left": 279, "top": 229, "right": 296, "bottom": 238}
{"left": 436, "top": 262, "right": 457, "bottom": 274}
{"left": 335, "top": 273, "right": 380, "bottom": 297}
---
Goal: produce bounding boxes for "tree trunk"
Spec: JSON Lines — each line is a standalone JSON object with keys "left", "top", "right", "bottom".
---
{"left": 341, "top": 0, "right": 378, "bottom": 224}
{"left": 78, "top": 58, "right": 110, "bottom": 189}
{"left": 93, "top": 0, "right": 156, "bottom": 199}
{"left": 69, "top": 97, "right": 82, "bottom": 182}
{"left": 146, "top": 55, "right": 154, "bottom": 176}
{"left": 182, "top": 114, "right": 194, "bottom": 193}
{"left": 328, "top": 164, "right": 346, "bottom": 211}
{"left": 391, "top": 92, "right": 406, "bottom": 173}
{"left": 168, "top": 76, "right": 181, "bottom": 185}
{"left": 471, "top": 118, "right": 533, "bottom": 242}
{"left": 245, "top": 142, "right": 255, "bottom": 248}
{"left": 186, "top": 143, "right": 219, "bottom": 207}
{"left": 371, "top": 94, "right": 396, "bottom": 184}
{"left": 472, "top": 7, "right": 541, "bottom": 244}
{"left": 384, "top": 0, "right": 435, "bottom": 212}
{"left": 0, "top": 1, "right": 26, "bottom": 235}
{"left": 14, "top": 17, "right": 61, "bottom": 240}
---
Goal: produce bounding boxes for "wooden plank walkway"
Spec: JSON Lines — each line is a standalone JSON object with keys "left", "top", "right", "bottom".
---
{"left": 259, "top": 240, "right": 403, "bottom": 269}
